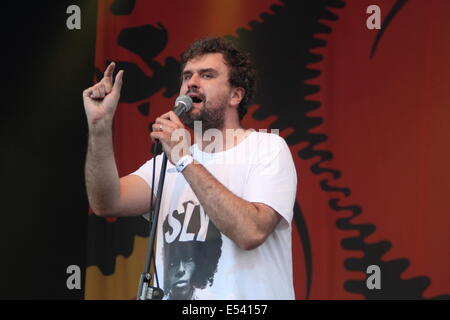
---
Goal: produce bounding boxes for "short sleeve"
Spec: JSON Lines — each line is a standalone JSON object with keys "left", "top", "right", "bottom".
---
{"left": 128, "top": 154, "right": 165, "bottom": 220}
{"left": 129, "top": 154, "right": 165, "bottom": 188}
{"left": 241, "top": 134, "right": 297, "bottom": 229}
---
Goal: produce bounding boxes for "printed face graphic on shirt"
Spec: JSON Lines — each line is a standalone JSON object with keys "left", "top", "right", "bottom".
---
{"left": 162, "top": 201, "right": 222, "bottom": 300}
{"left": 166, "top": 249, "right": 196, "bottom": 299}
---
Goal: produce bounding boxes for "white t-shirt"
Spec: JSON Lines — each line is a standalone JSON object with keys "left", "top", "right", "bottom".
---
{"left": 130, "top": 131, "right": 297, "bottom": 300}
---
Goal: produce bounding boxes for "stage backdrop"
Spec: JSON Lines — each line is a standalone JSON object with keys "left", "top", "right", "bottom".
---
{"left": 85, "top": 0, "right": 450, "bottom": 299}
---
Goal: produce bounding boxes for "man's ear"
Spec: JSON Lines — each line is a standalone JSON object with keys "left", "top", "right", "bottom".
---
{"left": 230, "top": 87, "right": 245, "bottom": 108}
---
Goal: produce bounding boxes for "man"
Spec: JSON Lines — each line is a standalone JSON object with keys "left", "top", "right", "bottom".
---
{"left": 83, "top": 37, "right": 297, "bottom": 299}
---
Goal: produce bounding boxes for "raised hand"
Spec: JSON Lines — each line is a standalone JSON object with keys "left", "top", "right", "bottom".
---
{"left": 83, "top": 62, "right": 123, "bottom": 132}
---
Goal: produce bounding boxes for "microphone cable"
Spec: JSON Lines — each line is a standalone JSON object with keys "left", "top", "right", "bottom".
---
{"left": 149, "top": 141, "right": 161, "bottom": 290}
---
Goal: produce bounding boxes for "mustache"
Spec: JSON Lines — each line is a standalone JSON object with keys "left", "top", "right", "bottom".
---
{"left": 186, "top": 87, "right": 206, "bottom": 101}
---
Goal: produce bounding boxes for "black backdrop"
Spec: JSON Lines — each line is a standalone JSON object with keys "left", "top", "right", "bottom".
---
{"left": 0, "top": 0, "right": 96, "bottom": 299}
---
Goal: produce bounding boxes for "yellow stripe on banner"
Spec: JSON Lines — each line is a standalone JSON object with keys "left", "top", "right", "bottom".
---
{"left": 85, "top": 235, "right": 154, "bottom": 300}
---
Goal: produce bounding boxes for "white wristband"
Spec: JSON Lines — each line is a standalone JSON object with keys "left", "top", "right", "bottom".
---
{"left": 175, "top": 155, "right": 194, "bottom": 172}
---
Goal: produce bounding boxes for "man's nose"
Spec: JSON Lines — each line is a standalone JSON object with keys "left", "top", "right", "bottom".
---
{"left": 187, "top": 73, "right": 200, "bottom": 89}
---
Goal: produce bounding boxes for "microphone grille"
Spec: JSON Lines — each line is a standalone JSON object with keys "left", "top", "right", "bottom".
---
{"left": 175, "top": 95, "right": 193, "bottom": 112}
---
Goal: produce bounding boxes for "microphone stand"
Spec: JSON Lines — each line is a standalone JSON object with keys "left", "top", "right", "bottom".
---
{"left": 136, "top": 146, "right": 168, "bottom": 300}
{"left": 136, "top": 96, "right": 192, "bottom": 300}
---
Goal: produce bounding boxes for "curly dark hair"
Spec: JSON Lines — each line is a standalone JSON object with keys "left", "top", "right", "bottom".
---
{"left": 181, "top": 37, "right": 257, "bottom": 120}
{"left": 163, "top": 238, "right": 222, "bottom": 291}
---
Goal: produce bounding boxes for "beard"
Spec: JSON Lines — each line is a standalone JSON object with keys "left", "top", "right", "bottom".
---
{"left": 181, "top": 97, "right": 227, "bottom": 131}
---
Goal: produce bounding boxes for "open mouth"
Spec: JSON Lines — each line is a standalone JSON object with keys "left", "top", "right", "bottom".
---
{"left": 192, "top": 96, "right": 203, "bottom": 103}
{"left": 188, "top": 93, "right": 204, "bottom": 104}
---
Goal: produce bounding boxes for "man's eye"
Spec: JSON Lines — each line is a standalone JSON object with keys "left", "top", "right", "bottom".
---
{"left": 202, "top": 74, "right": 212, "bottom": 79}
{"left": 183, "top": 75, "right": 191, "bottom": 81}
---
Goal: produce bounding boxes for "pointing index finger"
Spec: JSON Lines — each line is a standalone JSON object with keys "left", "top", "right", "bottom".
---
{"left": 104, "top": 62, "right": 115, "bottom": 79}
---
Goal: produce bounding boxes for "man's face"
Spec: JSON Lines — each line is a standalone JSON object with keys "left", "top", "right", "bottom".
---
{"left": 180, "top": 53, "right": 233, "bottom": 130}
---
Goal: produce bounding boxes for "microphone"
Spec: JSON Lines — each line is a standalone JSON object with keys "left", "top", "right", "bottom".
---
{"left": 173, "top": 95, "right": 193, "bottom": 116}
{"left": 152, "top": 95, "right": 193, "bottom": 152}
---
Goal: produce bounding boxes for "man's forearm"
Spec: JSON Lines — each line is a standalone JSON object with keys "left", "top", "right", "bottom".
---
{"left": 85, "top": 129, "right": 120, "bottom": 216}
{"left": 182, "top": 162, "right": 269, "bottom": 250}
